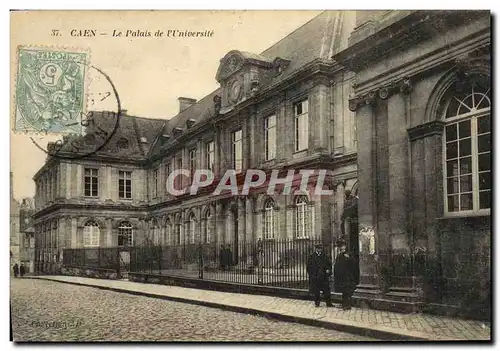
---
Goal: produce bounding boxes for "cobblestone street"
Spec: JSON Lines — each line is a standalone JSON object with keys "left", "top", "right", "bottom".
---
{"left": 11, "top": 278, "right": 376, "bottom": 342}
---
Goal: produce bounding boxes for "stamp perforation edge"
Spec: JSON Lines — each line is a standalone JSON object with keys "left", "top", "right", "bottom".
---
{"left": 11, "top": 44, "right": 92, "bottom": 137}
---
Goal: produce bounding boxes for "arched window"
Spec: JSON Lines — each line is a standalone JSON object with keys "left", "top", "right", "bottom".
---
{"left": 118, "top": 221, "right": 133, "bottom": 247}
{"left": 165, "top": 218, "right": 173, "bottom": 245}
{"left": 175, "top": 217, "right": 182, "bottom": 246}
{"left": 263, "top": 199, "right": 276, "bottom": 240}
{"left": 295, "top": 195, "right": 311, "bottom": 239}
{"left": 203, "top": 208, "right": 212, "bottom": 244}
{"left": 189, "top": 213, "right": 196, "bottom": 244}
{"left": 83, "top": 220, "right": 100, "bottom": 247}
{"left": 441, "top": 73, "right": 490, "bottom": 214}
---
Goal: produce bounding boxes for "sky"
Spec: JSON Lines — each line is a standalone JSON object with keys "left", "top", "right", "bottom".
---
{"left": 9, "top": 10, "right": 323, "bottom": 201}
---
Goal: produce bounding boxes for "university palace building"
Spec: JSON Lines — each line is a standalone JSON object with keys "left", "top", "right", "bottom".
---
{"left": 32, "top": 11, "right": 490, "bottom": 316}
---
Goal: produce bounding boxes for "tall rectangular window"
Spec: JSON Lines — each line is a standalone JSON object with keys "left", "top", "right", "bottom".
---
{"left": 205, "top": 141, "right": 215, "bottom": 171}
{"left": 165, "top": 161, "right": 171, "bottom": 195}
{"left": 152, "top": 168, "right": 159, "bottom": 198}
{"left": 175, "top": 158, "right": 183, "bottom": 191}
{"left": 118, "top": 171, "right": 132, "bottom": 199}
{"left": 189, "top": 148, "right": 196, "bottom": 184}
{"left": 294, "top": 99, "right": 309, "bottom": 151}
{"left": 264, "top": 115, "right": 276, "bottom": 160}
{"left": 84, "top": 168, "right": 98, "bottom": 197}
{"left": 445, "top": 113, "right": 491, "bottom": 213}
{"left": 232, "top": 129, "right": 243, "bottom": 171}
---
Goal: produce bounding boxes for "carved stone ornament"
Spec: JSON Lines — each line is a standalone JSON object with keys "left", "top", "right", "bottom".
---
{"left": 216, "top": 53, "right": 245, "bottom": 82}
{"left": 364, "top": 91, "right": 376, "bottom": 105}
{"left": 378, "top": 87, "right": 390, "bottom": 100}
{"left": 348, "top": 99, "right": 358, "bottom": 112}
{"left": 228, "top": 78, "right": 243, "bottom": 104}
{"left": 399, "top": 78, "right": 412, "bottom": 95}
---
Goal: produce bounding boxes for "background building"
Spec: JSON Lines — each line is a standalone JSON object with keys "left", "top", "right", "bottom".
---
{"left": 19, "top": 198, "right": 35, "bottom": 273}
{"left": 10, "top": 172, "right": 21, "bottom": 271}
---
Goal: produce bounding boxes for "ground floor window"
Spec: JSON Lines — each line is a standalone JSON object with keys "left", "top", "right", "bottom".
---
{"left": 118, "top": 221, "right": 133, "bottom": 247}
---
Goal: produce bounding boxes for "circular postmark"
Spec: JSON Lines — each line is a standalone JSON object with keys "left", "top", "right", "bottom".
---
{"left": 30, "top": 64, "right": 122, "bottom": 160}
{"left": 14, "top": 47, "right": 122, "bottom": 160}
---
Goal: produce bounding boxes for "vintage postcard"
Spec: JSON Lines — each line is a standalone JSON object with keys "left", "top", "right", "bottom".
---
{"left": 9, "top": 10, "right": 491, "bottom": 342}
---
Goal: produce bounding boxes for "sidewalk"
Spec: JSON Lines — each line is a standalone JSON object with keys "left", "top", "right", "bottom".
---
{"left": 28, "top": 275, "right": 491, "bottom": 341}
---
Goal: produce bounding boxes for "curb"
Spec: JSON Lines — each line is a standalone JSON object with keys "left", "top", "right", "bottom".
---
{"left": 28, "top": 276, "right": 435, "bottom": 341}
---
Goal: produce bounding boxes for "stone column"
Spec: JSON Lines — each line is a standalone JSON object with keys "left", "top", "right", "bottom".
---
{"left": 214, "top": 126, "right": 221, "bottom": 177}
{"left": 75, "top": 164, "right": 82, "bottom": 196}
{"left": 71, "top": 218, "right": 78, "bottom": 248}
{"left": 311, "top": 82, "right": 330, "bottom": 153}
{"left": 354, "top": 100, "right": 380, "bottom": 295}
{"left": 197, "top": 208, "right": 203, "bottom": 244}
{"left": 106, "top": 218, "right": 113, "bottom": 247}
{"left": 245, "top": 197, "right": 254, "bottom": 243}
{"left": 387, "top": 92, "right": 409, "bottom": 253}
{"left": 248, "top": 110, "right": 257, "bottom": 168}
{"left": 66, "top": 163, "right": 72, "bottom": 199}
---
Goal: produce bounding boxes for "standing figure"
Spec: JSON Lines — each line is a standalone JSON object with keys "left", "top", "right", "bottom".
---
{"left": 225, "top": 245, "right": 233, "bottom": 269}
{"left": 334, "top": 242, "right": 359, "bottom": 310}
{"left": 307, "top": 244, "right": 333, "bottom": 307}
{"left": 12, "top": 263, "right": 19, "bottom": 278}
{"left": 19, "top": 264, "right": 26, "bottom": 277}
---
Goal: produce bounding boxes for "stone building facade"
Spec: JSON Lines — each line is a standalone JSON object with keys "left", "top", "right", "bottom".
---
{"left": 335, "top": 10, "right": 491, "bottom": 315}
{"left": 33, "top": 11, "right": 359, "bottom": 272}
{"left": 32, "top": 10, "right": 490, "bottom": 315}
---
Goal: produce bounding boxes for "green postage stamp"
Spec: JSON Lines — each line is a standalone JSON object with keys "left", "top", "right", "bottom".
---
{"left": 14, "top": 47, "right": 89, "bottom": 134}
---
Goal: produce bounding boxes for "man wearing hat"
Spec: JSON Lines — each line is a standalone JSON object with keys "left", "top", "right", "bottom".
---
{"left": 307, "top": 243, "right": 333, "bottom": 307}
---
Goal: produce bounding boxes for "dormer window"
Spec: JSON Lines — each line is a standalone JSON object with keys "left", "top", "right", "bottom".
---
{"left": 273, "top": 57, "right": 290, "bottom": 75}
{"left": 172, "top": 127, "right": 183, "bottom": 138}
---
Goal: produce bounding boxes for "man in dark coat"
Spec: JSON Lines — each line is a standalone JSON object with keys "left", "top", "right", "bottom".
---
{"left": 12, "top": 263, "right": 19, "bottom": 278}
{"left": 19, "top": 264, "right": 26, "bottom": 277}
{"left": 307, "top": 244, "right": 333, "bottom": 307}
{"left": 225, "top": 245, "right": 233, "bottom": 268}
{"left": 334, "top": 243, "right": 359, "bottom": 310}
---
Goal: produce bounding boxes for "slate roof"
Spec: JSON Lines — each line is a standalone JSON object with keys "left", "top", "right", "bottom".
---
{"left": 57, "top": 111, "right": 167, "bottom": 160}
{"left": 53, "top": 11, "right": 354, "bottom": 162}
{"left": 154, "top": 11, "right": 355, "bottom": 144}
{"left": 261, "top": 11, "right": 354, "bottom": 84}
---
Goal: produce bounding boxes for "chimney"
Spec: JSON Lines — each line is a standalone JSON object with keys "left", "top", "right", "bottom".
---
{"left": 178, "top": 97, "right": 197, "bottom": 113}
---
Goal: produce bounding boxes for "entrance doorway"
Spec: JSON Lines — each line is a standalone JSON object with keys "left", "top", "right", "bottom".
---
{"left": 340, "top": 183, "right": 360, "bottom": 284}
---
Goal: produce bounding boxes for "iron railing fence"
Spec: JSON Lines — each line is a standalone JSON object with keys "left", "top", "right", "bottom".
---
{"left": 128, "top": 238, "right": 325, "bottom": 289}
{"left": 58, "top": 242, "right": 491, "bottom": 301}
{"left": 62, "top": 247, "right": 120, "bottom": 270}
